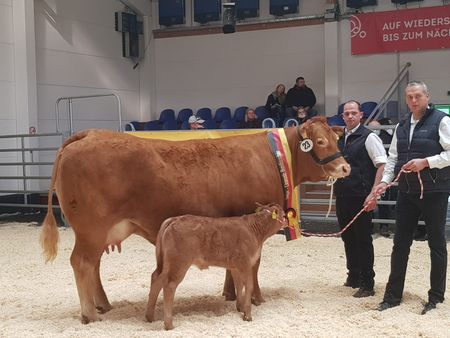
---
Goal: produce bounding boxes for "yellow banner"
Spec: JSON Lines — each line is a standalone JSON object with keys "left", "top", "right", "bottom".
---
{"left": 128, "top": 129, "right": 267, "bottom": 141}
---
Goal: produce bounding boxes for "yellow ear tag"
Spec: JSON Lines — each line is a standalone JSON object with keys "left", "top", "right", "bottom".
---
{"left": 272, "top": 211, "right": 277, "bottom": 219}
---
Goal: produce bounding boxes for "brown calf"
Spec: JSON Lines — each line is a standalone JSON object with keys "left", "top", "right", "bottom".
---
{"left": 145, "top": 203, "right": 286, "bottom": 330}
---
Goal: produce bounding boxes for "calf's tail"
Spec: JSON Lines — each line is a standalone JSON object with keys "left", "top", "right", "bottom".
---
{"left": 40, "top": 131, "right": 90, "bottom": 262}
{"left": 155, "top": 218, "right": 173, "bottom": 273}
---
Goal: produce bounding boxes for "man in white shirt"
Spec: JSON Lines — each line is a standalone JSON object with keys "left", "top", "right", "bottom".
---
{"left": 334, "top": 100, "right": 387, "bottom": 298}
{"left": 373, "top": 81, "right": 450, "bottom": 314}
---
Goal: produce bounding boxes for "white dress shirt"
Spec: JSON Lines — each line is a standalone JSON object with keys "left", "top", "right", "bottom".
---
{"left": 344, "top": 124, "right": 387, "bottom": 167}
{"left": 381, "top": 114, "right": 450, "bottom": 184}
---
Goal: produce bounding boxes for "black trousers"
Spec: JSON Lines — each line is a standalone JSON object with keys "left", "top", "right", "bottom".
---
{"left": 336, "top": 196, "right": 375, "bottom": 289}
{"left": 383, "top": 191, "right": 448, "bottom": 304}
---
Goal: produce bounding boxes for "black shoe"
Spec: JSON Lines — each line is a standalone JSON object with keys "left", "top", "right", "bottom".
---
{"left": 344, "top": 277, "right": 360, "bottom": 288}
{"left": 421, "top": 301, "right": 437, "bottom": 315}
{"left": 353, "top": 288, "right": 375, "bottom": 298}
{"left": 377, "top": 301, "right": 399, "bottom": 311}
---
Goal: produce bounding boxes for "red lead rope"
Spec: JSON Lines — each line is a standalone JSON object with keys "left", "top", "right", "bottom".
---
{"left": 301, "top": 169, "right": 423, "bottom": 238}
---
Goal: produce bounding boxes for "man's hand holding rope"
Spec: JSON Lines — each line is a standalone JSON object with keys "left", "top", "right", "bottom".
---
{"left": 364, "top": 158, "right": 429, "bottom": 212}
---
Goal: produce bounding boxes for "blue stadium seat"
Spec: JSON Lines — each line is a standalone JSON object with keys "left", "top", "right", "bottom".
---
{"left": 214, "top": 107, "right": 232, "bottom": 124}
{"left": 144, "top": 120, "right": 162, "bottom": 130}
{"left": 162, "top": 119, "right": 178, "bottom": 130}
{"left": 262, "top": 118, "right": 277, "bottom": 128}
{"left": 233, "top": 106, "right": 248, "bottom": 123}
{"left": 220, "top": 119, "right": 236, "bottom": 129}
{"left": 159, "top": 0, "right": 185, "bottom": 26}
{"left": 361, "top": 101, "right": 378, "bottom": 120}
{"left": 255, "top": 106, "right": 267, "bottom": 120}
{"left": 284, "top": 118, "right": 299, "bottom": 127}
{"left": 386, "top": 100, "right": 399, "bottom": 122}
{"left": 125, "top": 121, "right": 141, "bottom": 131}
{"left": 180, "top": 120, "right": 189, "bottom": 130}
{"left": 327, "top": 114, "right": 346, "bottom": 127}
{"left": 177, "top": 108, "right": 193, "bottom": 124}
{"left": 159, "top": 109, "right": 176, "bottom": 123}
{"left": 197, "top": 107, "right": 212, "bottom": 121}
{"left": 203, "top": 118, "right": 216, "bottom": 129}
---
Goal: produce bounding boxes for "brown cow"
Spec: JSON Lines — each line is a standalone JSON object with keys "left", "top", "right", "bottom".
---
{"left": 146, "top": 203, "right": 286, "bottom": 330}
{"left": 40, "top": 117, "right": 349, "bottom": 323}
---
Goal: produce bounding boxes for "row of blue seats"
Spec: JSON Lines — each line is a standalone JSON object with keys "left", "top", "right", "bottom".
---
{"left": 126, "top": 117, "right": 301, "bottom": 131}
{"left": 327, "top": 100, "right": 400, "bottom": 126}
{"left": 125, "top": 106, "right": 269, "bottom": 131}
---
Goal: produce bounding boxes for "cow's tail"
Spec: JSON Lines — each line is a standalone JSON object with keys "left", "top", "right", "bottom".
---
{"left": 40, "top": 131, "right": 90, "bottom": 263}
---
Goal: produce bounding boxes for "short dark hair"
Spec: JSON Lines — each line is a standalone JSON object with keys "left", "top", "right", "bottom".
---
{"left": 296, "top": 76, "right": 304, "bottom": 82}
{"left": 343, "top": 100, "right": 361, "bottom": 111}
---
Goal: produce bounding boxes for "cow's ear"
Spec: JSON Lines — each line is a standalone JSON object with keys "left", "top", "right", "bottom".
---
{"left": 331, "top": 126, "right": 344, "bottom": 138}
{"left": 299, "top": 124, "right": 309, "bottom": 139}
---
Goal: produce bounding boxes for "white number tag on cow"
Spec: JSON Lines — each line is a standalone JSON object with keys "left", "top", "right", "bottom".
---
{"left": 300, "top": 139, "right": 313, "bottom": 152}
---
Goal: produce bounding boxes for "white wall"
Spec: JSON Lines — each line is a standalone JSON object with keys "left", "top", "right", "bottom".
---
{"left": 0, "top": 0, "right": 15, "bottom": 135}
{"left": 35, "top": 0, "right": 141, "bottom": 134}
{"left": 154, "top": 24, "right": 325, "bottom": 116}
{"left": 0, "top": 0, "right": 20, "bottom": 191}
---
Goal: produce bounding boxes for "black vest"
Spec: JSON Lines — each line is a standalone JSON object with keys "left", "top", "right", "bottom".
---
{"left": 394, "top": 108, "right": 450, "bottom": 193}
{"left": 334, "top": 125, "right": 376, "bottom": 197}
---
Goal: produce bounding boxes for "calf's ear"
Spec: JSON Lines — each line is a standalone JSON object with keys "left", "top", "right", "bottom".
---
{"left": 331, "top": 126, "right": 344, "bottom": 138}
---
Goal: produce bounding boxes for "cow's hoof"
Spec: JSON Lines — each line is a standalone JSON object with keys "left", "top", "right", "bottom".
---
{"left": 242, "top": 313, "right": 252, "bottom": 322}
{"left": 145, "top": 313, "right": 155, "bottom": 323}
{"left": 96, "top": 304, "right": 112, "bottom": 314}
{"left": 164, "top": 322, "right": 174, "bottom": 330}
{"left": 81, "top": 312, "right": 101, "bottom": 324}
{"left": 251, "top": 296, "right": 265, "bottom": 306}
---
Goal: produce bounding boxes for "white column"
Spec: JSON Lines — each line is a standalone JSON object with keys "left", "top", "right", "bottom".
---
{"left": 12, "top": 0, "right": 38, "bottom": 190}
{"left": 324, "top": 20, "right": 341, "bottom": 117}
{"left": 12, "top": 0, "right": 37, "bottom": 133}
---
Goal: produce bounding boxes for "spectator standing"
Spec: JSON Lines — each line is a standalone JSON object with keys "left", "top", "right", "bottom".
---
{"left": 285, "top": 77, "right": 317, "bottom": 118}
{"left": 374, "top": 81, "right": 450, "bottom": 315}
{"left": 265, "top": 84, "right": 286, "bottom": 126}
{"left": 239, "top": 108, "right": 262, "bottom": 129}
{"left": 334, "top": 100, "right": 387, "bottom": 298}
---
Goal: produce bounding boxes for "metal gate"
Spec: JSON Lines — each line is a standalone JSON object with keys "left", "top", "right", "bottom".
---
{"left": 0, "top": 132, "right": 63, "bottom": 212}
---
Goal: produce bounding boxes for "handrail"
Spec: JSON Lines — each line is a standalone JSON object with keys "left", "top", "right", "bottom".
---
{"left": 364, "top": 62, "right": 411, "bottom": 125}
{"left": 55, "top": 93, "right": 122, "bottom": 134}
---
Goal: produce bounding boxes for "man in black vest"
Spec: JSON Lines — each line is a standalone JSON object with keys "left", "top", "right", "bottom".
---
{"left": 374, "top": 81, "right": 450, "bottom": 315}
{"left": 334, "top": 100, "right": 387, "bottom": 298}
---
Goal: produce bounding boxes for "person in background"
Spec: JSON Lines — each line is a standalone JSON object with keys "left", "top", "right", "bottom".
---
{"left": 188, "top": 115, "right": 205, "bottom": 130}
{"left": 334, "top": 100, "right": 387, "bottom": 298}
{"left": 285, "top": 76, "right": 317, "bottom": 118}
{"left": 265, "top": 84, "right": 286, "bottom": 126}
{"left": 239, "top": 108, "right": 262, "bottom": 129}
{"left": 373, "top": 81, "right": 450, "bottom": 315}
{"left": 295, "top": 106, "right": 309, "bottom": 125}
{"left": 368, "top": 119, "right": 394, "bottom": 238}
